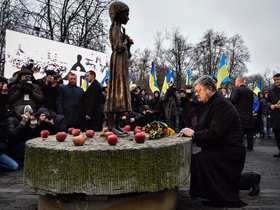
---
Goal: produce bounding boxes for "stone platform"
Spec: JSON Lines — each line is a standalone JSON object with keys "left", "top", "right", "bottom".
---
{"left": 23, "top": 133, "right": 191, "bottom": 210}
{"left": 1, "top": 138, "right": 280, "bottom": 210}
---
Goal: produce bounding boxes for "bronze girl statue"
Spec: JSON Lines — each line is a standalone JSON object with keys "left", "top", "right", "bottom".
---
{"left": 105, "top": 1, "right": 133, "bottom": 136}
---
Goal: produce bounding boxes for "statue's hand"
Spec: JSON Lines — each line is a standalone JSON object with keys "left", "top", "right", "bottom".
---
{"left": 128, "top": 38, "right": 134, "bottom": 45}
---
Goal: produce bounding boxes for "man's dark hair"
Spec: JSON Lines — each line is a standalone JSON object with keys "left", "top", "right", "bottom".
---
{"left": 87, "top": 70, "right": 96, "bottom": 78}
{"left": 0, "top": 76, "right": 7, "bottom": 84}
{"left": 273, "top": 73, "right": 280, "bottom": 78}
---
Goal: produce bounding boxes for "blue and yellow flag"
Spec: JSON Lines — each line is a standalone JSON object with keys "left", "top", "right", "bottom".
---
{"left": 149, "top": 62, "right": 160, "bottom": 93}
{"left": 161, "top": 67, "right": 174, "bottom": 96}
{"left": 253, "top": 81, "right": 263, "bottom": 95}
{"left": 81, "top": 79, "right": 88, "bottom": 91}
{"left": 217, "top": 53, "right": 230, "bottom": 88}
{"left": 186, "top": 66, "right": 192, "bottom": 85}
{"left": 101, "top": 69, "right": 109, "bottom": 87}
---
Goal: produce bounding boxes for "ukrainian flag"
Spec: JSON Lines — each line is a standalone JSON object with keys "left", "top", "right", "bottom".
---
{"left": 81, "top": 79, "right": 88, "bottom": 91}
{"left": 217, "top": 53, "right": 230, "bottom": 88}
{"left": 161, "top": 67, "right": 174, "bottom": 96}
{"left": 186, "top": 66, "right": 192, "bottom": 85}
{"left": 253, "top": 81, "right": 263, "bottom": 95}
{"left": 149, "top": 62, "right": 160, "bottom": 93}
{"left": 101, "top": 69, "right": 109, "bottom": 87}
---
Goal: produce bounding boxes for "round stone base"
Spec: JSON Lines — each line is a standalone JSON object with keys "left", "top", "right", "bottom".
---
{"left": 38, "top": 190, "right": 177, "bottom": 210}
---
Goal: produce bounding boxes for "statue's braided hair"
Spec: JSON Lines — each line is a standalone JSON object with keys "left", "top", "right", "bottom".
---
{"left": 109, "top": 1, "right": 129, "bottom": 22}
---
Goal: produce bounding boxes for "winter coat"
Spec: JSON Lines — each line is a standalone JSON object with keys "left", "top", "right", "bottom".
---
{"left": 191, "top": 92, "right": 246, "bottom": 204}
{"left": 230, "top": 85, "right": 254, "bottom": 129}
{"left": 57, "top": 84, "right": 83, "bottom": 128}
{"left": 268, "top": 86, "right": 280, "bottom": 128}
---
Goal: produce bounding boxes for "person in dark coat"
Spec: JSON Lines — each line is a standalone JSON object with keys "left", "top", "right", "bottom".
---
{"left": 8, "top": 67, "right": 44, "bottom": 114}
{"left": 267, "top": 73, "right": 280, "bottom": 157}
{"left": 149, "top": 90, "right": 163, "bottom": 121}
{"left": 179, "top": 76, "right": 246, "bottom": 208}
{"left": 179, "top": 86, "right": 197, "bottom": 129}
{"left": 57, "top": 72, "right": 83, "bottom": 128}
{"left": 163, "top": 84, "right": 179, "bottom": 131}
{"left": 6, "top": 107, "right": 38, "bottom": 166}
{"left": 40, "top": 70, "right": 61, "bottom": 112}
{"left": 81, "top": 70, "right": 103, "bottom": 131}
{"left": 230, "top": 77, "right": 254, "bottom": 151}
{"left": 0, "top": 77, "right": 19, "bottom": 171}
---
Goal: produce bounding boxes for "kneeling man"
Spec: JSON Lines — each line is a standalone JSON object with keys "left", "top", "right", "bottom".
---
{"left": 179, "top": 76, "right": 246, "bottom": 207}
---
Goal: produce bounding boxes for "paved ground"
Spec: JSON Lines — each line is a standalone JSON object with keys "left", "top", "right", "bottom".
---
{"left": 0, "top": 138, "right": 280, "bottom": 210}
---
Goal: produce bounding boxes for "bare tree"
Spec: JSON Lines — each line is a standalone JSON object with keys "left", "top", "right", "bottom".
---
{"left": 0, "top": 0, "right": 111, "bottom": 75}
{"left": 165, "top": 29, "right": 192, "bottom": 88}
{"left": 129, "top": 48, "right": 152, "bottom": 87}
{"left": 18, "top": 0, "right": 111, "bottom": 51}
{"left": 191, "top": 30, "right": 226, "bottom": 76}
{"left": 0, "top": 0, "right": 32, "bottom": 75}
{"left": 153, "top": 31, "right": 167, "bottom": 67}
{"left": 226, "top": 34, "right": 250, "bottom": 77}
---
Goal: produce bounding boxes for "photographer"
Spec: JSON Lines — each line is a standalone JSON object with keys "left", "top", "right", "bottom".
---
{"left": 8, "top": 67, "right": 44, "bottom": 114}
{"left": 0, "top": 77, "right": 19, "bottom": 171}
{"left": 35, "top": 107, "right": 66, "bottom": 134}
{"left": 6, "top": 105, "right": 38, "bottom": 166}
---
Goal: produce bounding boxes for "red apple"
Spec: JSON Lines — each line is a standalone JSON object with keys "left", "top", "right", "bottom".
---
{"left": 134, "top": 132, "right": 146, "bottom": 144}
{"left": 56, "top": 132, "right": 67, "bottom": 142}
{"left": 40, "top": 130, "right": 49, "bottom": 139}
{"left": 72, "top": 129, "right": 80, "bottom": 136}
{"left": 72, "top": 134, "right": 86, "bottom": 146}
{"left": 85, "top": 130, "right": 95, "bottom": 138}
{"left": 134, "top": 127, "right": 142, "bottom": 135}
{"left": 68, "top": 127, "right": 75, "bottom": 134}
{"left": 107, "top": 134, "right": 118, "bottom": 145}
{"left": 105, "top": 131, "right": 114, "bottom": 138}
{"left": 122, "top": 125, "right": 131, "bottom": 133}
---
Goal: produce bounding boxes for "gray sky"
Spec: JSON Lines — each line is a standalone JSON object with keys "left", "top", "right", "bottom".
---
{"left": 121, "top": 0, "right": 280, "bottom": 75}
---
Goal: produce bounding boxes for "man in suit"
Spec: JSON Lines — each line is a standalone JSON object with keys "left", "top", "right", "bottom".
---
{"left": 268, "top": 73, "right": 280, "bottom": 158}
{"left": 231, "top": 77, "right": 254, "bottom": 151}
{"left": 81, "top": 70, "right": 104, "bottom": 131}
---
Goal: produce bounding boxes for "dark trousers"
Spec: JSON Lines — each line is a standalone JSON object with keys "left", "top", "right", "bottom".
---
{"left": 242, "top": 128, "right": 254, "bottom": 150}
{"left": 273, "top": 128, "right": 280, "bottom": 151}
{"left": 82, "top": 119, "right": 103, "bottom": 132}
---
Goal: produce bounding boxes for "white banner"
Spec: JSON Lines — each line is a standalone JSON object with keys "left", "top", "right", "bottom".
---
{"left": 5, "top": 30, "right": 109, "bottom": 86}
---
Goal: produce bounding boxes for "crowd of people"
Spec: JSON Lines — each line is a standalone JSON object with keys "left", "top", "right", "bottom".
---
{"left": 0, "top": 64, "right": 280, "bottom": 207}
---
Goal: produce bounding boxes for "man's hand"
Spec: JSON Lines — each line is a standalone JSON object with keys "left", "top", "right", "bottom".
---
{"left": 178, "top": 127, "right": 194, "bottom": 137}
{"left": 85, "top": 115, "right": 91, "bottom": 120}
{"left": 271, "top": 104, "right": 280, "bottom": 110}
{"left": 20, "top": 114, "right": 30, "bottom": 126}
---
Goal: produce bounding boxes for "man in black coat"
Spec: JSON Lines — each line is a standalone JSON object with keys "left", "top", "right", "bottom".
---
{"left": 268, "top": 73, "right": 280, "bottom": 157}
{"left": 57, "top": 72, "right": 84, "bottom": 128}
{"left": 230, "top": 77, "right": 254, "bottom": 151}
{"left": 179, "top": 76, "right": 246, "bottom": 208}
{"left": 40, "top": 70, "right": 61, "bottom": 112}
{"left": 81, "top": 70, "right": 103, "bottom": 131}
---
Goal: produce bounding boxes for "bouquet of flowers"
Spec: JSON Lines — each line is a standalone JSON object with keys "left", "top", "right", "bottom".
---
{"left": 143, "top": 121, "right": 175, "bottom": 140}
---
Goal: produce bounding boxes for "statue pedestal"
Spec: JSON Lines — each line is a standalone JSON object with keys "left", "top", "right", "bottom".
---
{"left": 24, "top": 132, "right": 191, "bottom": 210}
